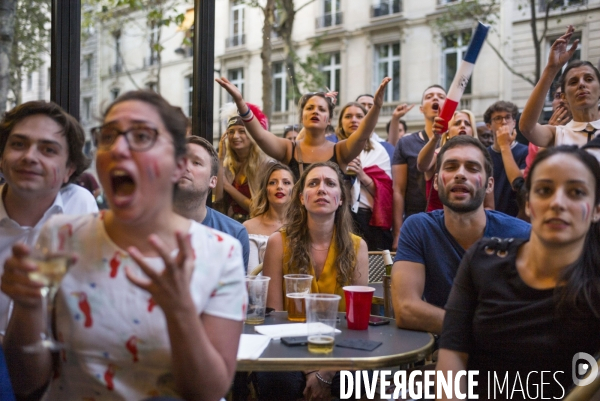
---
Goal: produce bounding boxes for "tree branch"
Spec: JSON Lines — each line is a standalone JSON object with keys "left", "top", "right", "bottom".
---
{"left": 486, "top": 38, "right": 536, "bottom": 86}
{"left": 294, "top": 0, "right": 315, "bottom": 14}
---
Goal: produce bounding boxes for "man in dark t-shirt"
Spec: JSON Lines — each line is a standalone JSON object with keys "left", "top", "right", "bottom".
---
{"left": 391, "top": 136, "right": 530, "bottom": 334}
{"left": 484, "top": 101, "right": 528, "bottom": 217}
{"left": 392, "top": 84, "right": 446, "bottom": 249}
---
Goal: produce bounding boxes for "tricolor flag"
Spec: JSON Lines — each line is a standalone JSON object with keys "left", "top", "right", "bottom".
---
{"left": 439, "top": 22, "right": 490, "bottom": 131}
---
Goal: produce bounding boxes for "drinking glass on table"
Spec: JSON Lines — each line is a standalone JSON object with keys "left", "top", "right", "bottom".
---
{"left": 284, "top": 274, "right": 313, "bottom": 322}
{"left": 245, "top": 276, "right": 270, "bottom": 324}
{"left": 26, "top": 226, "right": 72, "bottom": 351}
{"left": 306, "top": 293, "right": 340, "bottom": 354}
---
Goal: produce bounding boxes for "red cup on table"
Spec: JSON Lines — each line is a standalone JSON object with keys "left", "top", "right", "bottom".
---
{"left": 343, "top": 286, "right": 375, "bottom": 330}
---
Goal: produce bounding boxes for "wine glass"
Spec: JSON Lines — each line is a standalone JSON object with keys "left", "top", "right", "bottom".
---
{"left": 25, "top": 225, "right": 71, "bottom": 352}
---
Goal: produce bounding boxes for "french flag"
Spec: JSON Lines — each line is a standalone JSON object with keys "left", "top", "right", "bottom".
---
{"left": 439, "top": 22, "right": 490, "bottom": 131}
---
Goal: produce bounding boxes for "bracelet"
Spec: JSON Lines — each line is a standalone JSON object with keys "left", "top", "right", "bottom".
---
{"left": 304, "top": 370, "right": 318, "bottom": 376}
{"left": 315, "top": 372, "right": 332, "bottom": 386}
{"left": 238, "top": 107, "right": 251, "bottom": 117}
{"left": 241, "top": 112, "right": 254, "bottom": 123}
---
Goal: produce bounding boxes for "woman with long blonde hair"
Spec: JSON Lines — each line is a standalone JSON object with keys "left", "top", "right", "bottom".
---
{"left": 215, "top": 103, "right": 271, "bottom": 222}
{"left": 329, "top": 102, "right": 393, "bottom": 250}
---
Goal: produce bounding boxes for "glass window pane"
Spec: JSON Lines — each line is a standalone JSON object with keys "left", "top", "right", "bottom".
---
{"left": 393, "top": 60, "right": 400, "bottom": 101}
{"left": 445, "top": 52, "right": 457, "bottom": 91}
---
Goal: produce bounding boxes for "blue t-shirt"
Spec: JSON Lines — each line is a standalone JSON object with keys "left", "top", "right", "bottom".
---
{"left": 0, "top": 346, "right": 14, "bottom": 401}
{"left": 392, "top": 132, "right": 429, "bottom": 216}
{"left": 488, "top": 143, "right": 528, "bottom": 217}
{"left": 394, "top": 209, "right": 530, "bottom": 308}
{"left": 202, "top": 207, "right": 250, "bottom": 271}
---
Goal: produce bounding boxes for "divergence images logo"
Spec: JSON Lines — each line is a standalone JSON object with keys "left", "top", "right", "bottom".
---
{"left": 572, "top": 352, "right": 598, "bottom": 387}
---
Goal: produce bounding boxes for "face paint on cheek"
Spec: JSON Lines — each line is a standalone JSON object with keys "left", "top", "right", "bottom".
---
{"left": 52, "top": 168, "right": 58, "bottom": 186}
{"left": 476, "top": 175, "right": 482, "bottom": 190}
{"left": 153, "top": 161, "right": 160, "bottom": 178}
{"left": 530, "top": 207, "right": 536, "bottom": 219}
{"left": 582, "top": 203, "right": 590, "bottom": 222}
{"left": 146, "top": 165, "right": 155, "bottom": 182}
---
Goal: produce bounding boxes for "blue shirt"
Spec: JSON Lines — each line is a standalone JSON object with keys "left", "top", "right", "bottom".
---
{"left": 392, "top": 132, "right": 429, "bottom": 216}
{"left": 202, "top": 207, "right": 250, "bottom": 271}
{"left": 394, "top": 209, "right": 530, "bottom": 308}
{"left": 488, "top": 143, "right": 528, "bottom": 217}
{"left": 0, "top": 346, "right": 14, "bottom": 401}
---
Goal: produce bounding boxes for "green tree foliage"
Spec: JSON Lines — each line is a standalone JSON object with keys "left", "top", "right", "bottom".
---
{"left": 9, "top": 0, "right": 50, "bottom": 105}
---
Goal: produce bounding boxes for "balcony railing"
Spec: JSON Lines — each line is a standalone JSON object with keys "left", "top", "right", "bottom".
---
{"left": 226, "top": 34, "right": 246, "bottom": 48}
{"left": 315, "top": 12, "right": 343, "bottom": 29}
{"left": 371, "top": 1, "right": 402, "bottom": 17}
{"left": 108, "top": 63, "right": 122, "bottom": 75}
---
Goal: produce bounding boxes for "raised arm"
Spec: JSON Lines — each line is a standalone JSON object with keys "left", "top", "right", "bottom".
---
{"left": 417, "top": 116, "right": 444, "bottom": 179}
{"left": 392, "top": 163, "right": 407, "bottom": 251}
{"left": 497, "top": 126, "right": 523, "bottom": 185}
{"left": 216, "top": 77, "right": 291, "bottom": 162}
{"left": 387, "top": 104, "right": 414, "bottom": 145}
{"left": 337, "top": 77, "right": 392, "bottom": 164}
{"left": 519, "top": 26, "right": 579, "bottom": 147}
{"left": 391, "top": 260, "right": 445, "bottom": 334}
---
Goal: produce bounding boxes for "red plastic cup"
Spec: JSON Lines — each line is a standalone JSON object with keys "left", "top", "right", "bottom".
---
{"left": 343, "top": 286, "right": 375, "bottom": 330}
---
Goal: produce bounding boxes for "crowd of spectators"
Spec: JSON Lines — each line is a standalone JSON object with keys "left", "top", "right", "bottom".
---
{"left": 0, "top": 24, "right": 599, "bottom": 400}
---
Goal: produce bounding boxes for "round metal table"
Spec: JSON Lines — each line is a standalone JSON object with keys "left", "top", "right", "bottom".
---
{"left": 237, "top": 312, "right": 434, "bottom": 371}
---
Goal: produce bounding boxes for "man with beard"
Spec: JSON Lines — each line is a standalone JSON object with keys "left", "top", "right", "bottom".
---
{"left": 391, "top": 136, "right": 530, "bottom": 334}
{"left": 173, "top": 136, "right": 249, "bottom": 270}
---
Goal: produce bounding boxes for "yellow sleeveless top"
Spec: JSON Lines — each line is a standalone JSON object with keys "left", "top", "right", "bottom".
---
{"left": 281, "top": 230, "right": 362, "bottom": 311}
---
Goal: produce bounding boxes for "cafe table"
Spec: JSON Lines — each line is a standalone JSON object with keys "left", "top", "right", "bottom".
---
{"left": 237, "top": 312, "right": 434, "bottom": 372}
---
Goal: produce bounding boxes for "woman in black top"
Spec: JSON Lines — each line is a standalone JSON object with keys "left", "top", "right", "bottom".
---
{"left": 215, "top": 76, "right": 391, "bottom": 179}
{"left": 437, "top": 146, "right": 600, "bottom": 399}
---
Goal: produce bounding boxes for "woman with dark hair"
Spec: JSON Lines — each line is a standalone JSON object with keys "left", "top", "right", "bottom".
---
{"left": 243, "top": 163, "right": 295, "bottom": 272}
{"left": 328, "top": 102, "right": 393, "bottom": 251}
{"left": 520, "top": 25, "right": 600, "bottom": 160}
{"left": 216, "top": 77, "right": 391, "bottom": 179}
{"left": 436, "top": 145, "right": 600, "bottom": 399}
{"left": 2, "top": 90, "right": 246, "bottom": 400}
{"left": 260, "top": 161, "right": 368, "bottom": 401}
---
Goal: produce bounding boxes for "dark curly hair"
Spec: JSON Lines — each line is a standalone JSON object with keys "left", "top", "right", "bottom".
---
{"left": 0, "top": 101, "right": 90, "bottom": 185}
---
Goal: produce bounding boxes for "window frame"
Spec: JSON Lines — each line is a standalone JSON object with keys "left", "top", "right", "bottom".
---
{"left": 441, "top": 30, "right": 473, "bottom": 96}
{"left": 374, "top": 43, "right": 401, "bottom": 103}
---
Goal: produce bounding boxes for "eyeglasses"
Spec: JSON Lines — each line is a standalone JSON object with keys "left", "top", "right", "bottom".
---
{"left": 491, "top": 115, "right": 513, "bottom": 124}
{"left": 91, "top": 125, "right": 159, "bottom": 151}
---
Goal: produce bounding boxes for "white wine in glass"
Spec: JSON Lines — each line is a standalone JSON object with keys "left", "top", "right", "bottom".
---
{"left": 25, "top": 227, "right": 71, "bottom": 352}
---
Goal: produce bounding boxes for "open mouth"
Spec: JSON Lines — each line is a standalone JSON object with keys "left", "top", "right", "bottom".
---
{"left": 432, "top": 103, "right": 439, "bottom": 111}
{"left": 450, "top": 186, "right": 469, "bottom": 194}
{"left": 275, "top": 192, "right": 286, "bottom": 198}
{"left": 111, "top": 170, "right": 136, "bottom": 197}
{"left": 458, "top": 130, "right": 467, "bottom": 135}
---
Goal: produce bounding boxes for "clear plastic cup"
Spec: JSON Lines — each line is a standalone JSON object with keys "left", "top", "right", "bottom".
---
{"left": 245, "top": 276, "right": 271, "bottom": 324}
{"left": 284, "top": 274, "right": 313, "bottom": 322}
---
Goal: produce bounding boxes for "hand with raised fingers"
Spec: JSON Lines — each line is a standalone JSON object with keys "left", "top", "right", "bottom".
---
{"left": 215, "top": 77, "right": 244, "bottom": 104}
{"left": 548, "top": 105, "right": 572, "bottom": 126}
{"left": 1, "top": 244, "right": 45, "bottom": 310}
{"left": 324, "top": 90, "right": 338, "bottom": 106}
{"left": 126, "top": 232, "right": 196, "bottom": 314}
{"left": 392, "top": 103, "right": 415, "bottom": 119}
{"left": 373, "top": 77, "right": 392, "bottom": 108}
{"left": 548, "top": 25, "right": 579, "bottom": 70}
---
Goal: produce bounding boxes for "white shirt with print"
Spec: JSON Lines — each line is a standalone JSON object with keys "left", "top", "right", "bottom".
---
{"left": 41, "top": 213, "right": 246, "bottom": 401}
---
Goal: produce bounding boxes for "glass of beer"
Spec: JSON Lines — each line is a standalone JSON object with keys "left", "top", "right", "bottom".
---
{"left": 306, "top": 293, "right": 340, "bottom": 354}
{"left": 284, "top": 274, "right": 313, "bottom": 322}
